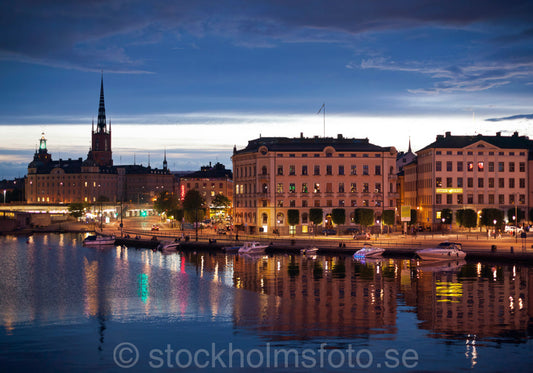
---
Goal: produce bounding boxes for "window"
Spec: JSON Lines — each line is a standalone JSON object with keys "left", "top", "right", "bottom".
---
{"left": 436, "top": 161, "right": 442, "bottom": 171}
{"left": 363, "top": 165, "right": 369, "bottom": 175}
{"left": 362, "top": 183, "right": 369, "bottom": 193}
{"left": 457, "top": 162, "right": 463, "bottom": 172}
{"left": 326, "top": 183, "right": 333, "bottom": 193}
{"left": 509, "top": 162, "right": 515, "bottom": 172}
{"left": 498, "top": 162, "right": 504, "bottom": 172}
{"left": 302, "top": 212, "right": 308, "bottom": 223}
{"left": 446, "top": 177, "right": 453, "bottom": 187}
{"left": 436, "top": 194, "right": 442, "bottom": 204}
{"left": 446, "top": 161, "right": 452, "bottom": 172}
{"left": 277, "top": 200, "right": 283, "bottom": 207}
{"left": 499, "top": 178, "right": 505, "bottom": 188}
{"left": 350, "top": 165, "right": 357, "bottom": 175}
{"left": 457, "top": 177, "right": 463, "bottom": 188}
{"left": 509, "top": 194, "right": 515, "bottom": 204}
{"left": 478, "top": 162, "right": 484, "bottom": 171}
{"left": 339, "top": 200, "right": 345, "bottom": 207}
{"left": 488, "top": 178, "right": 494, "bottom": 188}
{"left": 277, "top": 183, "right": 283, "bottom": 193}
{"left": 302, "top": 200, "right": 308, "bottom": 208}
{"left": 350, "top": 183, "right": 357, "bottom": 193}
{"left": 499, "top": 194, "right": 505, "bottom": 204}
{"left": 314, "top": 165, "right": 320, "bottom": 175}
{"left": 314, "top": 200, "right": 320, "bottom": 207}
{"left": 446, "top": 194, "right": 453, "bottom": 204}
{"left": 362, "top": 200, "right": 369, "bottom": 207}
{"left": 375, "top": 165, "right": 381, "bottom": 175}
{"left": 339, "top": 183, "right": 345, "bottom": 193}
{"left": 467, "top": 162, "right": 474, "bottom": 171}
{"left": 338, "top": 165, "right": 344, "bottom": 175}
{"left": 509, "top": 178, "right": 515, "bottom": 188}
{"left": 375, "top": 183, "right": 382, "bottom": 193}
{"left": 277, "top": 165, "right": 283, "bottom": 175}
{"left": 351, "top": 200, "right": 357, "bottom": 207}
{"left": 289, "top": 165, "right": 296, "bottom": 175}
{"left": 302, "top": 165, "right": 308, "bottom": 175}
{"left": 478, "top": 194, "right": 484, "bottom": 204}
{"left": 467, "top": 194, "right": 474, "bottom": 204}
{"left": 488, "top": 194, "right": 494, "bottom": 204}
{"left": 326, "top": 200, "right": 333, "bottom": 207}
{"left": 313, "top": 183, "right": 320, "bottom": 193}
{"left": 519, "top": 162, "right": 526, "bottom": 172}
{"left": 457, "top": 194, "right": 463, "bottom": 204}
{"left": 520, "top": 178, "right": 525, "bottom": 188}
{"left": 488, "top": 162, "right": 494, "bottom": 172}
{"left": 467, "top": 178, "right": 473, "bottom": 188}
{"left": 478, "top": 178, "right": 484, "bottom": 188}
{"left": 289, "top": 183, "right": 296, "bottom": 193}
{"left": 326, "top": 165, "right": 332, "bottom": 175}
{"left": 289, "top": 200, "right": 296, "bottom": 207}
{"left": 261, "top": 166, "right": 267, "bottom": 175}
{"left": 302, "top": 183, "right": 308, "bottom": 193}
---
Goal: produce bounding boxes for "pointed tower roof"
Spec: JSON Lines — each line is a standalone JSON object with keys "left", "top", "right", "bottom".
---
{"left": 97, "top": 74, "right": 106, "bottom": 132}
{"left": 408, "top": 137, "right": 412, "bottom": 153}
{"left": 163, "top": 148, "right": 168, "bottom": 171}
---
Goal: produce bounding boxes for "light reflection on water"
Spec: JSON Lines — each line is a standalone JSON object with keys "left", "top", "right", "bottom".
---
{"left": 0, "top": 233, "right": 532, "bottom": 372}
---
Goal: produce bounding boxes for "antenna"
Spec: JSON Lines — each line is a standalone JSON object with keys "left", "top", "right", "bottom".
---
{"left": 317, "top": 103, "right": 326, "bottom": 137}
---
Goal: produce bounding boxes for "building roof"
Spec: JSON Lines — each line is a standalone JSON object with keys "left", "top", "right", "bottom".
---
{"left": 418, "top": 131, "right": 532, "bottom": 152}
{"left": 234, "top": 135, "right": 395, "bottom": 155}
{"left": 182, "top": 162, "right": 232, "bottom": 179}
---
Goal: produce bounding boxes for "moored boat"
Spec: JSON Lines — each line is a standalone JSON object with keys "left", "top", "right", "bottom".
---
{"left": 157, "top": 241, "right": 180, "bottom": 252}
{"left": 238, "top": 241, "right": 268, "bottom": 254}
{"left": 416, "top": 242, "right": 466, "bottom": 261}
{"left": 83, "top": 234, "right": 115, "bottom": 246}
{"left": 300, "top": 247, "right": 319, "bottom": 255}
{"left": 353, "top": 244, "right": 385, "bottom": 259}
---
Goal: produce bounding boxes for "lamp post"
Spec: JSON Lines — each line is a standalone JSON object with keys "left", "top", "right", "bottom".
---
{"left": 442, "top": 217, "right": 445, "bottom": 235}
{"left": 3, "top": 189, "right": 5, "bottom": 204}
{"left": 493, "top": 219, "right": 497, "bottom": 238}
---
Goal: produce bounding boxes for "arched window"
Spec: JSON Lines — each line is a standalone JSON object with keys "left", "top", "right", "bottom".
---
{"left": 262, "top": 166, "right": 267, "bottom": 175}
{"left": 262, "top": 213, "right": 268, "bottom": 225}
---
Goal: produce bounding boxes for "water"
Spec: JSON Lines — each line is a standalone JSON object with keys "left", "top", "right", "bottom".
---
{"left": 0, "top": 233, "right": 532, "bottom": 372}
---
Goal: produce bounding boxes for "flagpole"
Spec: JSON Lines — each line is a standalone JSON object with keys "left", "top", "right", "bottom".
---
{"left": 317, "top": 103, "right": 326, "bottom": 137}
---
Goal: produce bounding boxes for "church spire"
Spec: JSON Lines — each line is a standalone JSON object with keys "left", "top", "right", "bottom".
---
{"left": 163, "top": 148, "right": 168, "bottom": 171}
{"left": 97, "top": 73, "right": 106, "bottom": 132}
{"left": 408, "top": 137, "right": 412, "bottom": 153}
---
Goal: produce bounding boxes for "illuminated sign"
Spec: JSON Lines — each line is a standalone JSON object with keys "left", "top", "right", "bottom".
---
{"left": 436, "top": 188, "right": 463, "bottom": 194}
{"left": 180, "top": 185, "right": 186, "bottom": 201}
{"left": 401, "top": 206, "right": 411, "bottom": 222}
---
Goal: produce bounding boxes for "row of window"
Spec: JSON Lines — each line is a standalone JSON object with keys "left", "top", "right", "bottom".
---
{"left": 435, "top": 194, "right": 526, "bottom": 205}
{"left": 275, "top": 152, "right": 381, "bottom": 158}
{"left": 186, "top": 182, "right": 225, "bottom": 189}
{"left": 30, "top": 181, "right": 111, "bottom": 188}
{"left": 435, "top": 150, "right": 525, "bottom": 156}
{"left": 435, "top": 161, "right": 526, "bottom": 172}
{"left": 236, "top": 164, "right": 394, "bottom": 178}
{"left": 235, "top": 182, "right": 393, "bottom": 194}
{"left": 236, "top": 199, "right": 393, "bottom": 208}
{"left": 435, "top": 177, "right": 526, "bottom": 189}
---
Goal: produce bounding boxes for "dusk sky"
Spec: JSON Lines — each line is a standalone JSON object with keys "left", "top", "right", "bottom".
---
{"left": 1, "top": 0, "right": 533, "bottom": 179}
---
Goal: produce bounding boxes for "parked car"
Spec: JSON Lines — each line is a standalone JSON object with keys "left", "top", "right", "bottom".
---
{"left": 322, "top": 229, "right": 337, "bottom": 236}
{"left": 217, "top": 227, "right": 227, "bottom": 235}
{"left": 504, "top": 225, "right": 523, "bottom": 233}
{"left": 353, "top": 232, "right": 371, "bottom": 240}
{"left": 151, "top": 224, "right": 160, "bottom": 231}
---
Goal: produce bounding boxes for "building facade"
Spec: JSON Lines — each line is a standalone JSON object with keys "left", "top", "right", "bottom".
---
{"left": 412, "top": 131, "right": 531, "bottom": 229}
{"left": 25, "top": 77, "right": 174, "bottom": 205}
{"left": 232, "top": 134, "right": 398, "bottom": 234}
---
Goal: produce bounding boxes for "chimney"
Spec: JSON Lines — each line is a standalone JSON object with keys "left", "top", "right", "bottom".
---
{"left": 445, "top": 131, "right": 451, "bottom": 137}
{"left": 337, "top": 134, "right": 343, "bottom": 139}
{"left": 300, "top": 132, "right": 303, "bottom": 138}
{"left": 496, "top": 131, "right": 501, "bottom": 137}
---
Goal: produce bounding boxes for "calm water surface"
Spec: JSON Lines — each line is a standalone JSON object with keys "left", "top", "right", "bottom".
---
{"left": 0, "top": 233, "right": 532, "bottom": 372}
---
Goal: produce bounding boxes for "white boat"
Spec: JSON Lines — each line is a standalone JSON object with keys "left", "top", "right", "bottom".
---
{"left": 416, "top": 242, "right": 466, "bottom": 261}
{"left": 83, "top": 234, "right": 115, "bottom": 246}
{"left": 300, "top": 247, "right": 319, "bottom": 255}
{"left": 353, "top": 244, "right": 385, "bottom": 259}
{"left": 238, "top": 241, "right": 268, "bottom": 254}
{"left": 158, "top": 241, "right": 180, "bottom": 252}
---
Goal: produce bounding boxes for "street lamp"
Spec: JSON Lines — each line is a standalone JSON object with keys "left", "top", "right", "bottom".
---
{"left": 442, "top": 217, "right": 445, "bottom": 235}
{"left": 3, "top": 189, "right": 5, "bottom": 204}
{"left": 493, "top": 219, "right": 497, "bottom": 237}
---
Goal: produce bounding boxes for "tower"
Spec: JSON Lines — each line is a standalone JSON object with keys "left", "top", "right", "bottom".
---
{"left": 88, "top": 75, "right": 113, "bottom": 167}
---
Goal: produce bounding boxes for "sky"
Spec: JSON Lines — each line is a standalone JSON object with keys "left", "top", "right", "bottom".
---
{"left": 1, "top": 0, "right": 533, "bottom": 179}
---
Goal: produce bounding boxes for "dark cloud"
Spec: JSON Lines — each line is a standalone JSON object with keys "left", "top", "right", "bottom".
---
{"left": 2, "top": 0, "right": 533, "bottom": 72}
{"left": 485, "top": 114, "right": 533, "bottom": 122}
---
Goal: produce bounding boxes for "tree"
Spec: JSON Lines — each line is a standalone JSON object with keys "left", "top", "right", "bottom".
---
{"left": 331, "top": 209, "right": 346, "bottom": 226}
{"left": 456, "top": 209, "right": 477, "bottom": 229}
{"left": 68, "top": 202, "right": 86, "bottom": 219}
{"left": 309, "top": 208, "right": 323, "bottom": 225}
{"left": 183, "top": 190, "right": 205, "bottom": 223}
{"left": 154, "top": 191, "right": 179, "bottom": 215}
{"left": 480, "top": 208, "right": 504, "bottom": 229}
{"left": 354, "top": 208, "right": 374, "bottom": 227}
{"left": 441, "top": 209, "right": 453, "bottom": 224}
{"left": 382, "top": 210, "right": 395, "bottom": 226}
{"left": 409, "top": 209, "right": 418, "bottom": 226}
{"left": 287, "top": 209, "right": 300, "bottom": 226}
{"left": 506, "top": 207, "right": 525, "bottom": 225}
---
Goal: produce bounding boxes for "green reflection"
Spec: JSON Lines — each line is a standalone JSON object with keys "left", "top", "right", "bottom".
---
{"left": 138, "top": 273, "right": 149, "bottom": 303}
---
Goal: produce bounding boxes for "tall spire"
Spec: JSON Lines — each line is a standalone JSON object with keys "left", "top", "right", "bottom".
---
{"left": 408, "top": 137, "right": 412, "bottom": 153}
{"left": 97, "top": 73, "right": 106, "bottom": 132}
{"left": 163, "top": 148, "right": 168, "bottom": 171}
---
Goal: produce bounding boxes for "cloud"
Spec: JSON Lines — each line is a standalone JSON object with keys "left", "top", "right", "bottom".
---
{"left": 2, "top": 1, "right": 533, "bottom": 72}
{"left": 356, "top": 57, "right": 533, "bottom": 94}
{"left": 485, "top": 114, "right": 533, "bottom": 122}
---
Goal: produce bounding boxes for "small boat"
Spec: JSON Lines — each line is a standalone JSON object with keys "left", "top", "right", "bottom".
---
{"left": 300, "top": 247, "right": 319, "bottom": 255}
{"left": 238, "top": 241, "right": 268, "bottom": 254}
{"left": 83, "top": 234, "right": 115, "bottom": 246}
{"left": 353, "top": 244, "right": 385, "bottom": 259}
{"left": 416, "top": 242, "right": 466, "bottom": 261}
{"left": 157, "top": 241, "right": 180, "bottom": 252}
{"left": 221, "top": 246, "right": 240, "bottom": 253}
